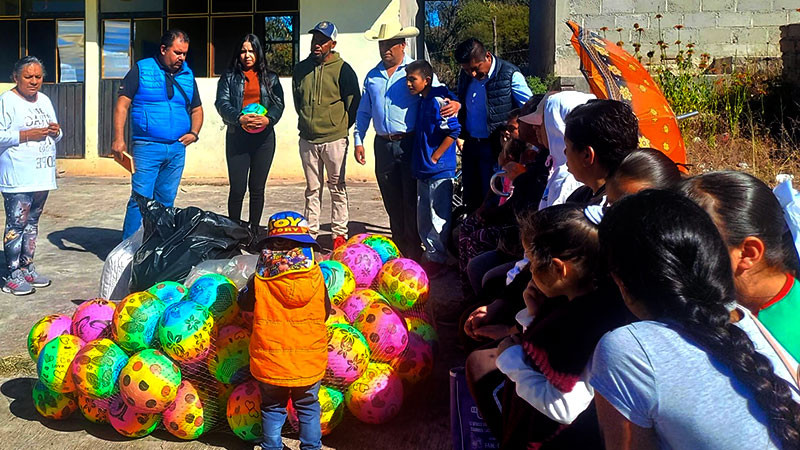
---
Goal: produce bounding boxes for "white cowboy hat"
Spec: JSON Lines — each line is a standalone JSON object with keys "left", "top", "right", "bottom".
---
{"left": 364, "top": 0, "right": 419, "bottom": 41}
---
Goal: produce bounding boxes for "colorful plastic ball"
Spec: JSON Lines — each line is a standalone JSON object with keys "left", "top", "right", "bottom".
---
{"left": 192, "top": 379, "right": 224, "bottom": 427}
{"left": 392, "top": 333, "right": 434, "bottom": 384}
{"left": 108, "top": 395, "right": 160, "bottom": 438}
{"left": 71, "top": 299, "right": 116, "bottom": 343}
{"left": 345, "top": 361, "right": 404, "bottom": 424}
{"left": 226, "top": 380, "right": 262, "bottom": 442}
{"left": 238, "top": 309, "right": 254, "bottom": 330}
{"left": 326, "top": 305, "right": 349, "bottom": 326}
{"left": 162, "top": 379, "right": 208, "bottom": 440}
{"left": 324, "top": 324, "right": 371, "bottom": 387}
{"left": 208, "top": 325, "right": 251, "bottom": 384}
{"left": 376, "top": 258, "right": 430, "bottom": 311}
{"left": 404, "top": 315, "right": 439, "bottom": 346}
{"left": 70, "top": 338, "right": 128, "bottom": 398}
{"left": 187, "top": 274, "right": 239, "bottom": 327}
{"left": 78, "top": 394, "right": 110, "bottom": 424}
{"left": 32, "top": 380, "right": 77, "bottom": 420}
{"left": 340, "top": 289, "right": 386, "bottom": 323}
{"left": 28, "top": 314, "right": 72, "bottom": 362}
{"left": 319, "top": 260, "right": 356, "bottom": 305}
{"left": 147, "top": 281, "right": 188, "bottom": 307}
{"left": 37, "top": 334, "right": 84, "bottom": 393}
{"left": 112, "top": 291, "right": 165, "bottom": 354}
{"left": 158, "top": 300, "right": 214, "bottom": 364}
{"left": 240, "top": 103, "right": 268, "bottom": 134}
{"left": 118, "top": 349, "right": 182, "bottom": 413}
{"left": 334, "top": 243, "right": 383, "bottom": 289}
{"left": 346, "top": 233, "right": 370, "bottom": 246}
{"left": 287, "top": 385, "right": 345, "bottom": 436}
{"left": 362, "top": 235, "right": 401, "bottom": 264}
{"left": 353, "top": 302, "right": 408, "bottom": 362}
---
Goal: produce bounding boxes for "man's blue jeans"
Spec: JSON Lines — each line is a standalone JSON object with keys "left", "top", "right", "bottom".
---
{"left": 417, "top": 177, "right": 453, "bottom": 264}
{"left": 122, "top": 140, "right": 186, "bottom": 239}
{"left": 259, "top": 381, "right": 322, "bottom": 450}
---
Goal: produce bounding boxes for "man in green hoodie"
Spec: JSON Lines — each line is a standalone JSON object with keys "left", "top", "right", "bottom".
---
{"left": 292, "top": 21, "right": 361, "bottom": 249}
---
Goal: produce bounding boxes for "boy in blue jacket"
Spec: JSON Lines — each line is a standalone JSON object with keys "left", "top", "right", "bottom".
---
{"left": 406, "top": 60, "right": 461, "bottom": 277}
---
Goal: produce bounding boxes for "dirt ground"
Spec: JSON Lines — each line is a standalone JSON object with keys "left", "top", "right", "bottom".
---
{"left": 0, "top": 177, "right": 468, "bottom": 450}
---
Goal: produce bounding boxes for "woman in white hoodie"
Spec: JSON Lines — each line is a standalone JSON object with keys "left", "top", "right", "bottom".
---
{"left": 0, "top": 56, "right": 61, "bottom": 295}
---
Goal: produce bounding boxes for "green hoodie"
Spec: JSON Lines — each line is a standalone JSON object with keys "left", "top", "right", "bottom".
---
{"left": 292, "top": 52, "right": 361, "bottom": 144}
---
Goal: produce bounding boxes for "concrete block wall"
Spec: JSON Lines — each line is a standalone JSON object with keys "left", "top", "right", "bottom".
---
{"left": 782, "top": 23, "right": 800, "bottom": 87}
{"left": 554, "top": 0, "right": 800, "bottom": 76}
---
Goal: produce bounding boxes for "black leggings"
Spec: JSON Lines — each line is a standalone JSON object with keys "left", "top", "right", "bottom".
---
{"left": 226, "top": 128, "right": 276, "bottom": 227}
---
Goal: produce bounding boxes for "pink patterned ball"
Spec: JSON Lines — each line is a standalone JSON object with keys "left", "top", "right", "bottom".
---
{"left": 28, "top": 314, "right": 72, "bottom": 362}
{"left": 376, "top": 258, "right": 430, "bottom": 311}
{"left": 345, "top": 361, "right": 403, "bottom": 424}
{"left": 340, "top": 289, "right": 386, "bottom": 323}
{"left": 346, "top": 234, "right": 370, "bottom": 246}
{"left": 71, "top": 298, "right": 116, "bottom": 343}
{"left": 323, "top": 324, "right": 371, "bottom": 387}
{"left": 334, "top": 244, "right": 383, "bottom": 289}
{"left": 392, "top": 333, "right": 434, "bottom": 384}
{"left": 352, "top": 302, "right": 408, "bottom": 362}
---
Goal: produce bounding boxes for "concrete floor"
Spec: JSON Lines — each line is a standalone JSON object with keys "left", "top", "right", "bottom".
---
{"left": 0, "top": 177, "right": 467, "bottom": 450}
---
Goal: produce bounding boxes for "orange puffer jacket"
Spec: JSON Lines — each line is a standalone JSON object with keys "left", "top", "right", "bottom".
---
{"left": 250, "top": 266, "right": 328, "bottom": 387}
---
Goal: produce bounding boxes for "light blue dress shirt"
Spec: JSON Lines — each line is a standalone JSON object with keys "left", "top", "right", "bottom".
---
{"left": 353, "top": 55, "right": 442, "bottom": 147}
{"left": 464, "top": 56, "right": 532, "bottom": 139}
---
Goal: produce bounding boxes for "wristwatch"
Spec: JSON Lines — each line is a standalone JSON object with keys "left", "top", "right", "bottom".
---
{"left": 188, "top": 131, "right": 199, "bottom": 141}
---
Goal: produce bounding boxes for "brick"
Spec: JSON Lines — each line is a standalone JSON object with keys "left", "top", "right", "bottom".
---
{"left": 633, "top": 0, "right": 668, "bottom": 12}
{"left": 683, "top": 11, "right": 719, "bottom": 27}
{"left": 752, "top": 11, "right": 789, "bottom": 26}
{"left": 571, "top": 0, "right": 603, "bottom": 15}
{"left": 737, "top": 0, "right": 773, "bottom": 11}
{"left": 702, "top": 0, "right": 736, "bottom": 11}
{"left": 668, "top": 0, "right": 702, "bottom": 12}
{"left": 614, "top": 14, "right": 651, "bottom": 29}
{"left": 717, "top": 11, "right": 753, "bottom": 27}
{"left": 603, "top": 0, "right": 635, "bottom": 13}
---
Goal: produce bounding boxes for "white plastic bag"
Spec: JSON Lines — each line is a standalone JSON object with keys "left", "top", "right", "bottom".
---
{"left": 774, "top": 174, "right": 800, "bottom": 260}
{"left": 99, "top": 228, "right": 144, "bottom": 300}
{"left": 184, "top": 254, "right": 259, "bottom": 290}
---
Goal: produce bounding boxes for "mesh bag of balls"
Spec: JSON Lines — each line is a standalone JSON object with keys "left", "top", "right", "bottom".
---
{"left": 27, "top": 233, "right": 437, "bottom": 441}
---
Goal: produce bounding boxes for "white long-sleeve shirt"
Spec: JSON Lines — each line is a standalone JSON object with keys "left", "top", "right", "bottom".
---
{"left": 0, "top": 90, "right": 62, "bottom": 193}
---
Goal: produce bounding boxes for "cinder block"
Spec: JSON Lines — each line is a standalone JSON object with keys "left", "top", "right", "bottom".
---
{"left": 695, "top": 27, "right": 734, "bottom": 44}
{"left": 732, "top": 27, "right": 769, "bottom": 44}
{"left": 767, "top": 27, "right": 783, "bottom": 44}
{"left": 683, "top": 11, "right": 719, "bottom": 28}
{"left": 652, "top": 12, "right": 686, "bottom": 28}
{"left": 737, "top": 0, "right": 774, "bottom": 11}
{"left": 602, "top": 0, "right": 635, "bottom": 13}
{"left": 667, "top": 0, "right": 702, "bottom": 12}
{"left": 717, "top": 11, "right": 753, "bottom": 27}
{"left": 702, "top": 0, "right": 736, "bottom": 12}
{"left": 638, "top": 25, "right": 679, "bottom": 45}
{"left": 752, "top": 11, "right": 789, "bottom": 27}
{"left": 571, "top": 0, "right": 603, "bottom": 15}
{"left": 584, "top": 14, "right": 616, "bottom": 30}
{"left": 614, "top": 14, "right": 652, "bottom": 30}
{"left": 775, "top": 0, "right": 799, "bottom": 10}
{"left": 633, "top": 0, "right": 668, "bottom": 12}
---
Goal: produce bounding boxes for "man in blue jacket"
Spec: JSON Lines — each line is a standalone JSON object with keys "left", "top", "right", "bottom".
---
{"left": 112, "top": 29, "right": 204, "bottom": 239}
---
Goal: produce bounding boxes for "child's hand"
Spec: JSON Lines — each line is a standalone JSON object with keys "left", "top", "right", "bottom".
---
{"left": 464, "top": 305, "right": 489, "bottom": 339}
{"left": 474, "top": 324, "right": 513, "bottom": 340}
{"left": 496, "top": 334, "right": 521, "bottom": 355}
{"left": 523, "top": 279, "right": 546, "bottom": 316}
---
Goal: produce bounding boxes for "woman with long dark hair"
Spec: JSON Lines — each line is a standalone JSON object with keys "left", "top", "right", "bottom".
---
{"left": 593, "top": 189, "right": 800, "bottom": 449}
{"left": 215, "top": 34, "right": 284, "bottom": 230}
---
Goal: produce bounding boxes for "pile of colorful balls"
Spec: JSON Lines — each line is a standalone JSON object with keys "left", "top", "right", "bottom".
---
{"left": 26, "top": 233, "right": 437, "bottom": 442}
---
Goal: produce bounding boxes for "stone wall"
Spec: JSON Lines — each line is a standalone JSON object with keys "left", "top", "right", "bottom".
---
{"left": 554, "top": 0, "right": 800, "bottom": 75}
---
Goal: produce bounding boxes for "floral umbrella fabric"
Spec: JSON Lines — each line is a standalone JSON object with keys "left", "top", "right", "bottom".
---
{"left": 567, "top": 20, "right": 687, "bottom": 166}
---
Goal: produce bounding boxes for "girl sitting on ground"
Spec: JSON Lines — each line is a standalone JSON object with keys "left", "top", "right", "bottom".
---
{"left": 681, "top": 171, "right": 800, "bottom": 361}
{"left": 593, "top": 189, "right": 800, "bottom": 450}
{"left": 605, "top": 148, "right": 682, "bottom": 204}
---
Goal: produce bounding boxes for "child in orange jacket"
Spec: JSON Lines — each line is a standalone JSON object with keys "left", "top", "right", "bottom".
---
{"left": 238, "top": 211, "right": 330, "bottom": 450}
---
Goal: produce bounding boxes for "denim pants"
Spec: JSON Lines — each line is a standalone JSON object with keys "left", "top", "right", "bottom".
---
{"left": 2, "top": 191, "right": 48, "bottom": 272}
{"left": 122, "top": 140, "right": 186, "bottom": 239}
{"left": 461, "top": 137, "right": 495, "bottom": 213}
{"left": 417, "top": 177, "right": 453, "bottom": 264}
{"left": 374, "top": 135, "right": 421, "bottom": 259}
{"left": 259, "top": 381, "right": 322, "bottom": 450}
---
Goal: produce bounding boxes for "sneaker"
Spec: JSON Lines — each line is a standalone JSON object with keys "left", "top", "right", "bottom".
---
{"left": 23, "top": 264, "right": 51, "bottom": 288}
{"left": 333, "top": 235, "right": 348, "bottom": 249}
{"left": 3, "top": 269, "right": 34, "bottom": 296}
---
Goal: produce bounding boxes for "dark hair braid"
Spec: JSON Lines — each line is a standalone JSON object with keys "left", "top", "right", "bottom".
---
{"left": 600, "top": 189, "right": 800, "bottom": 449}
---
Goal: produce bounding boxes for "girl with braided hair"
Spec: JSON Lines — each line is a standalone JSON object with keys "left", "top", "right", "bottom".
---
{"left": 592, "top": 189, "right": 800, "bottom": 449}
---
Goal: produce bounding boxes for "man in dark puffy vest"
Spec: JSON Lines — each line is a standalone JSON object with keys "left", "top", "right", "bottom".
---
{"left": 112, "top": 29, "right": 204, "bottom": 239}
{"left": 455, "top": 38, "right": 531, "bottom": 212}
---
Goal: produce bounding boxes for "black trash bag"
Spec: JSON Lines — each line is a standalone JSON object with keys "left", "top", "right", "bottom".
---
{"left": 129, "top": 194, "right": 253, "bottom": 292}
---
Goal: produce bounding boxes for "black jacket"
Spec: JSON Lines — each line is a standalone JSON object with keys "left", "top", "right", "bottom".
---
{"left": 215, "top": 69, "right": 285, "bottom": 130}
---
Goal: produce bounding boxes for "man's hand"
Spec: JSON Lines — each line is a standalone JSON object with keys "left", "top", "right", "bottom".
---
{"left": 496, "top": 334, "right": 521, "bottom": 355}
{"left": 440, "top": 100, "right": 461, "bottom": 118}
{"left": 22, "top": 128, "right": 51, "bottom": 143}
{"left": 47, "top": 123, "right": 60, "bottom": 137}
{"left": 464, "top": 305, "right": 489, "bottom": 339}
{"left": 354, "top": 145, "right": 366, "bottom": 165}
{"left": 111, "top": 138, "right": 127, "bottom": 155}
{"left": 178, "top": 132, "right": 198, "bottom": 146}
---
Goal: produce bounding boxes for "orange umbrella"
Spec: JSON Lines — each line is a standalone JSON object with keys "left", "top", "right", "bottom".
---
{"left": 567, "top": 20, "right": 687, "bottom": 166}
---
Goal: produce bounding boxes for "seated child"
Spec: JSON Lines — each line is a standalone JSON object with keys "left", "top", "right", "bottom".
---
{"left": 606, "top": 147, "right": 682, "bottom": 204}
{"left": 406, "top": 59, "right": 461, "bottom": 277}
{"left": 238, "top": 211, "right": 330, "bottom": 450}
